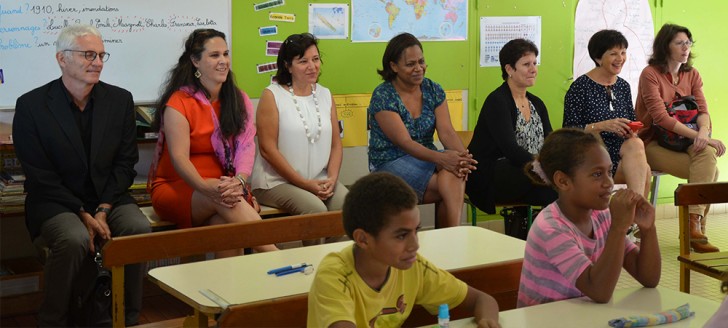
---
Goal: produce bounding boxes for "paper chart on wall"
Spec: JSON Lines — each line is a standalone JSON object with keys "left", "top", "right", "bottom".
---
{"left": 333, "top": 93, "right": 369, "bottom": 147}
{"left": 308, "top": 3, "right": 348, "bottom": 40}
{"left": 480, "top": 16, "right": 541, "bottom": 67}
{"left": 574, "top": 0, "right": 654, "bottom": 104}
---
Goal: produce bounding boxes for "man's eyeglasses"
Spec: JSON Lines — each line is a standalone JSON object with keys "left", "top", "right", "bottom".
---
{"left": 673, "top": 40, "right": 693, "bottom": 48}
{"left": 63, "top": 50, "right": 111, "bottom": 62}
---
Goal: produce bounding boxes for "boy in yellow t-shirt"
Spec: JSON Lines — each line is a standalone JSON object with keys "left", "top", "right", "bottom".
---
{"left": 307, "top": 172, "right": 501, "bottom": 328}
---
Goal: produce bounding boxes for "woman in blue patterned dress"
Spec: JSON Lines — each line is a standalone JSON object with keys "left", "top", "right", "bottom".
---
{"left": 368, "top": 33, "right": 476, "bottom": 228}
{"left": 563, "top": 30, "right": 651, "bottom": 197}
{"left": 466, "top": 39, "right": 557, "bottom": 216}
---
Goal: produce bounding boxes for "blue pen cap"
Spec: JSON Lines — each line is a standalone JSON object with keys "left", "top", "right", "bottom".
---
{"left": 438, "top": 304, "right": 449, "bottom": 319}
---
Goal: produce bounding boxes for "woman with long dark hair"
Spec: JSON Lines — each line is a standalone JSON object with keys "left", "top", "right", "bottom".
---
{"left": 150, "top": 29, "right": 277, "bottom": 255}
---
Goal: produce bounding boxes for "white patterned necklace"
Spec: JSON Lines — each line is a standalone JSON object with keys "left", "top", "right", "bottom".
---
{"left": 288, "top": 84, "right": 322, "bottom": 144}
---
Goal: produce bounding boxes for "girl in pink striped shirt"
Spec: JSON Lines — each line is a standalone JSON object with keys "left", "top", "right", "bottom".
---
{"left": 517, "top": 128, "right": 661, "bottom": 307}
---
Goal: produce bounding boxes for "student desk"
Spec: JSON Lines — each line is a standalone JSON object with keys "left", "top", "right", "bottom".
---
{"left": 147, "top": 226, "right": 526, "bottom": 327}
{"left": 445, "top": 287, "right": 720, "bottom": 328}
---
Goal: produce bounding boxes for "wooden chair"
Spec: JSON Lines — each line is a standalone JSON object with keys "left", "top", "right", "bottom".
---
{"left": 102, "top": 211, "right": 344, "bottom": 327}
{"left": 674, "top": 182, "right": 728, "bottom": 293}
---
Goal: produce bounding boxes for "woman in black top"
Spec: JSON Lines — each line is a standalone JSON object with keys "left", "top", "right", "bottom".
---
{"left": 466, "top": 39, "right": 557, "bottom": 214}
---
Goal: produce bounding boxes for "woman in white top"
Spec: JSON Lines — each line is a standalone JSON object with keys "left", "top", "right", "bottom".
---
{"left": 252, "top": 33, "right": 347, "bottom": 223}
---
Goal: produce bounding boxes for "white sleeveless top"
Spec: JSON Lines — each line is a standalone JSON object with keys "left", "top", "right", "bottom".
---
{"left": 252, "top": 83, "right": 333, "bottom": 190}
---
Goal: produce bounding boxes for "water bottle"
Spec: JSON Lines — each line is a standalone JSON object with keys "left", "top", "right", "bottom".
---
{"left": 438, "top": 303, "right": 450, "bottom": 327}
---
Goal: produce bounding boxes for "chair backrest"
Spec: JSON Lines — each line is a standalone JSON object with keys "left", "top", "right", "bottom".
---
{"left": 103, "top": 211, "right": 344, "bottom": 267}
{"left": 674, "top": 182, "right": 728, "bottom": 255}
{"left": 455, "top": 130, "right": 474, "bottom": 147}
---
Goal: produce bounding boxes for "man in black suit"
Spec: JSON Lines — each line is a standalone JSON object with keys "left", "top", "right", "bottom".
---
{"left": 12, "top": 24, "right": 150, "bottom": 326}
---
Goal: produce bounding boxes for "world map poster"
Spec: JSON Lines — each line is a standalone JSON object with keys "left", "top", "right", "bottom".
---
{"left": 351, "top": 0, "right": 468, "bottom": 42}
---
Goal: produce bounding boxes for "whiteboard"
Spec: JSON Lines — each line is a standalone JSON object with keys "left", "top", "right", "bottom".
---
{"left": 0, "top": 0, "right": 231, "bottom": 109}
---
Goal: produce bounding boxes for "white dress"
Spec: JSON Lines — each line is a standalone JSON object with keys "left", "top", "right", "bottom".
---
{"left": 251, "top": 83, "right": 333, "bottom": 190}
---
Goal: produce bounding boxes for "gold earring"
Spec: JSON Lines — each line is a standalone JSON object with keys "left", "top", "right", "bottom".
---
{"left": 194, "top": 70, "right": 201, "bottom": 78}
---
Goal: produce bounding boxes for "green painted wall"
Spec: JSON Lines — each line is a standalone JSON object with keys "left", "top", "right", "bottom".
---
{"left": 232, "top": 0, "right": 472, "bottom": 97}
{"left": 471, "top": 0, "right": 577, "bottom": 130}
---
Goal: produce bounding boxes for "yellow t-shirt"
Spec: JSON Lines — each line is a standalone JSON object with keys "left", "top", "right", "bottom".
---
{"left": 307, "top": 244, "right": 468, "bottom": 327}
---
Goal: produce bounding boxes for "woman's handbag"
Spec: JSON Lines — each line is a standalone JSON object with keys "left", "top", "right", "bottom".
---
{"left": 655, "top": 94, "right": 700, "bottom": 152}
{"left": 500, "top": 206, "right": 532, "bottom": 241}
{"left": 69, "top": 242, "right": 112, "bottom": 327}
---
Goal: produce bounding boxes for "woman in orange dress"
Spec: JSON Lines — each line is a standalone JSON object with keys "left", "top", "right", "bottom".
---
{"left": 150, "top": 29, "right": 277, "bottom": 255}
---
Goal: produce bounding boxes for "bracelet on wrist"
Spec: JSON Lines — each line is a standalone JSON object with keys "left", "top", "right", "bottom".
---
{"left": 235, "top": 174, "right": 247, "bottom": 189}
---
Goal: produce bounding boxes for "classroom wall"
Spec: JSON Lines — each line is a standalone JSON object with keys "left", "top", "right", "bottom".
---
{"left": 3, "top": 0, "right": 727, "bottom": 211}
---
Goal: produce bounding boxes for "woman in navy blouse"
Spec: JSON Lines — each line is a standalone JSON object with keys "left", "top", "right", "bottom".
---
{"left": 563, "top": 30, "right": 651, "bottom": 198}
{"left": 367, "top": 33, "right": 476, "bottom": 228}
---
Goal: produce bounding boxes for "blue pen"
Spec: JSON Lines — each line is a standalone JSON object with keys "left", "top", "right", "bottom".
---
{"left": 267, "top": 263, "right": 307, "bottom": 275}
{"left": 275, "top": 265, "right": 313, "bottom": 277}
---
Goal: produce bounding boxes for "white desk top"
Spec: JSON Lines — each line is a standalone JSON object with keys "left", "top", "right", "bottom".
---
{"left": 147, "top": 226, "right": 525, "bottom": 313}
{"left": 446, "top": 287, "right": 720, "bottom": 328}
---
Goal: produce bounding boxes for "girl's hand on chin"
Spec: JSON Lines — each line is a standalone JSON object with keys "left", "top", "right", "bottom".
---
{"left": 609, "top": 189, "right": 640, "bottom": 234}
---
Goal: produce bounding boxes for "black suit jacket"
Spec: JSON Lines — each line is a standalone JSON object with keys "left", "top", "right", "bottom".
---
{"left": 465, "top": 82, "right": 553, "bottom": 213}
{"left": 13, "top": 78, "right": 138, "bottom": 238}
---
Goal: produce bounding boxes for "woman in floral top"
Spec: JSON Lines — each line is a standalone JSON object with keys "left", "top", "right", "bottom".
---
{"left": 368, "top": 33, "right": 476, "bottom": 228}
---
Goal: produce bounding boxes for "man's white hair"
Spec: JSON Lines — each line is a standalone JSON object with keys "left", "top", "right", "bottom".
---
{"left": 56, "top": 24, "right": 102, "bottom": 57}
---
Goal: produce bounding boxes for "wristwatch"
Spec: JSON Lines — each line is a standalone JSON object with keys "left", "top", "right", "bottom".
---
{"left": 95, "top": 207, "right": 111, "bottom": 215}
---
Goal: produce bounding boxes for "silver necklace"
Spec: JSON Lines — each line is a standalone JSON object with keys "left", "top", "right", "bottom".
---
{"left": 288, "top": 84, "right": 322, "bottom": 144}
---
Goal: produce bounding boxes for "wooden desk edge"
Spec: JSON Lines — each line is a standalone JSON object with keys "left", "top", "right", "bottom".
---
{"left": 146, "top": 273, "right": 223, "bottom": 315}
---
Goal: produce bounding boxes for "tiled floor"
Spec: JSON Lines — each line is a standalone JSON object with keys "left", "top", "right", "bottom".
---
{"left": 615, "top": 205, "right": 728, "bottom": 302}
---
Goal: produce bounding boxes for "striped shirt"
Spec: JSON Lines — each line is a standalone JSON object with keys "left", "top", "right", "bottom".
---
{"left": 517, "top": 202, "right": 637, "bottom": 307}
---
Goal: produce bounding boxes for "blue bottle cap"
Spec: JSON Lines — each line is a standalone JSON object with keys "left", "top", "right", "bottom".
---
{"left": 438, "top": 304, "right": 449, "bottom": 319}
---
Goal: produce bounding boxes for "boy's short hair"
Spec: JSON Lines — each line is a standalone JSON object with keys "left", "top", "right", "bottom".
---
{"left": 343, "top": 172, "right": 418, "bottom": 239}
